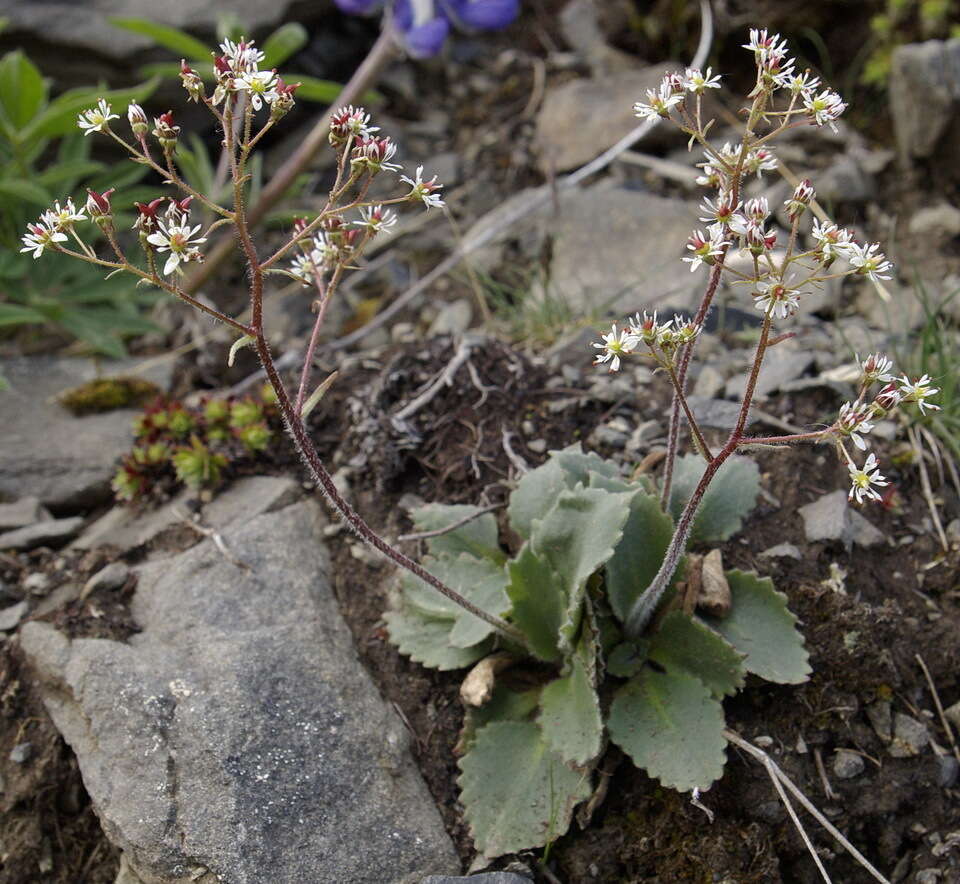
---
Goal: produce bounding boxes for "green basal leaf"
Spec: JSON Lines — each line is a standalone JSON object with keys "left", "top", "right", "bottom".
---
{"left": 410, "top": 502, "right": 503, "bottom": 563}
{"left": 384, "top": 605, "right": 492, "bottom": 671}
{"left": 394, "top": 553, "right": 509, "bottom": 649}
{"left": 531, "top": 483, "right": 632, "bottom": 653}
{"left": 459, "top": 684, "right": 541, "bottom": 754}
{"left": 699, "top": 570, "right": 811, "bottom": 684}
{"left": 0, "top": 303, "right": 50, "bottom": 326}
{"left": 0, "top": 178, "right": 52, "bottom": 206}
{"left": 537, "top": 654, "right": 603, "bottom": 765}
{"left": 25, "top": 80, "right": 158, "bottom": 140}
{"left": 606, "top": 641, "right": 648, "bottom": 678}
{"left": 261, "top": 22, "right": 308, "bottom": 68}
{"left": 458, "top": 720, "right": 591, "bottom": 858}
{"left": 649, "top": 610, "right": 745, "bottom": 698}
{"left": 607, "top": 667, "right": 727, "bottom": 792}
{"left": 508, "top": 443, "right": 620, "bottom": 539}
{"left": 287, "top": 74, "right": 347, "bottom": 104}
{"left": 108, "top": 17, "right": 211, "bottom": 62}
{"left": 505, "top": 542, "right": 566, "bottom": 663}
{"left": 58, "top": 312, "right": 128, "bottom": 358}
{"left": 604, "top": 483, "right": 675, "bottom": 624}
{"left": 669, "top": 453, "right": 761, "bottom": 543}
{"left": 0, "top": 50, "right": 48, "bottom": 132}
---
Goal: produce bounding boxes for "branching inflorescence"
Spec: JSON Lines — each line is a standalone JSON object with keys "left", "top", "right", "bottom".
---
{"left": 592, "top": 29, "right": 939, "bottom": 634}
{"left": 22, "top": 37, "right": 529, "bottom": 646}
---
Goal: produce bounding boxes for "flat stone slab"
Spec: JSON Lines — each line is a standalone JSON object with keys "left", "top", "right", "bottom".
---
{"left": 0, "top": 497, "right": 51, "bottom": 531}
{"left": 21, "top": 498, "right": 458, "bottom": 883}
{"left": 0, "top": 516, "right": 84, "bottom": 551}
{"left": 0, "top": 356, "right": 170, "bottom": 512}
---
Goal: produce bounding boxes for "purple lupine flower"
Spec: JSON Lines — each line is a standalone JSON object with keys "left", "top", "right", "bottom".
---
{"left": 334, "top": 0, "right": 519, "bottom": 57}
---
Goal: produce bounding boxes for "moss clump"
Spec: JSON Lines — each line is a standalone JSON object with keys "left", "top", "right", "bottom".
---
{"left": 59, "top": 376, "right": 162, "bottom": 415}
{"left": 112, "top": 385, "right": 280, "bottom": 501}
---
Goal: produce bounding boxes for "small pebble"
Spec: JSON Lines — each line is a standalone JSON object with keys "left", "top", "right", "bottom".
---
{"left": 936, "top": 756, "right": 958, "bottom": 788}
{"left": 0, "top": 600, "right": 28, "bottom": 631}
{"left": 9, "top": 742, "right": 32, "bottom": 764}
{"left": 527, "top": 439, "right": 547, "bottom": 454}
{"left": 889, "top": 713, "right": 930, "bottom": 758}
{"left": 24, "top": 572, "right": 50, "bottom": 594}
{"left": 833, "top": 749, "right": 865, "bottom": 779}
{"left": 81, "top": 561, "right": 129, "bottom": 599}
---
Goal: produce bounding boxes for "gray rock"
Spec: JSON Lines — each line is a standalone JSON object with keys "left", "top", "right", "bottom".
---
{"left": 536, "top": 64, "right": 684, "bottom": 173}
{"left": 889, "top": 713, "right": 931, "bottom": 758}
{"left": 908, "top": 203, "right": 960, "bottom": 238}
{"left": 0, "top": 517, "right": 84, "bottom": 551}
{"left": 0, "top": 0, "right": 306, "bottom": 64}
{"left": 0, "top": 600, "right": 28, "bottom": 632}
{"left": 81, "top": 562, "right": 131, "bottom": 599}
{"left": 692, "top": 365, "right": 725, "bottom": 399}
{"left": 0, "top": 356, "right": 170, "bottom": 512}
{"left": 9, "top": 742, "right": 31, "bottom": 764}
{"left": 867, "top": 700, "right": 893, "bottom": 742}
{"left": 890, "top": 39, "right": 960, "bottom": 163}
{"left": 428, "top": 299, "right": 473, "bottom": 337}
{"left": 758, "top": 543, "right": 801, "bottom": 560}
{"left": 24, "top": 572, "right": 51, "bottom": 594}
{"left": 20, "top": 499, "right": 457, "bottom": 884}
{"left": 422, "top": 875, "right": 531, "bottom": 884}
{"left": 538, "top": 182, "right": 703, "bottom": 315}
{"left": 73, "top": 475, "right": 300, "bottom": 553}
{"left": 944, "top": 699, "right": 960, "bottom": 731}
{"left": 0, "top": 497, "right": 52, "bottom": 531}
{"left": 832, "top": 749, "right": 866, "bottom": 779}
{"left": 686, "top": 396, "right": 753, "bottom": 431}
{"left": 798, "top": 490, "right": 886, "bottom": 548}
{"left": 816, "top": 154, "right": 875, "bottom": 205}
{"left": 724, "top": 344, "right": 814, "bottom": 400}
{"left": 558, "top": 0, "right": 637, "bottom": 75}
{"left": 936, "top": 755, "right": 959, "bottom": 788}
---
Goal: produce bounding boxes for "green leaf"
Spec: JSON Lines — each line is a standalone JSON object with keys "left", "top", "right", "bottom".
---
{"left": 649, "top": 611, "right": 745, "bottom": 698}
{"left": 261, "top": 23, "right": 308, "bottom": 68}
{"left": 538, "top": 654, "right": 603, "bottom": 765}
{"left": 458, "top": 721, "right": 591, "bottom": 858}
{"left": 410, "top": 502, "right": 503, "bottom": 563}
{"left": 459, "top": 684, "right": 541, "bottom": 754}
{"left": 0, "top": 178, "right": 52, "bottom": 206}
{"left": 0, "top": 50, "right": 48, "bottom": 131}
{"left": 531, "top": 484, "right": 632, "bottom": 652}
{"left": 669, "top": 453, "right": 761, "bottom": 544}
{"left": 508, "top": 443, "right": 621, "bottom": 539}
{"left": 0, "top": 302, "right": 49, "bottom": 326}
{"left": 384, "top": 605, "right": 492, "bottom": 671}
{"left": 605, "top": 485, "right": 676, "bottom": 624}
{"left": 606, "top": 641, "right": 648, "bottom": 678}
{"left": 36, "top": 160, "right": 104, "bottom": 190}
{"left": 394, "top": 553, "right": 509, "bottom": 649}
{"left": 607, "top": 667, "right": 727, "bottom": 791}
{"left": 108, "top": 17, "right": 211, "bottom": 61}
{"left": 288, "top": 74, "right": 348, "bottom": 104}
{"left": 699, "top": 570, "right": 810, "bottom": 684}
{"left": 504, "top": 543, "right": 565, "bottom": 663}
{"left": 57, "top": 311, "right": 128, "bottom": 358}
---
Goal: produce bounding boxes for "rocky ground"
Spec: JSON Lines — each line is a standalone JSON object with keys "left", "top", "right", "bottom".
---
{"left": 2, "top": 1, "right": 960, "bottom": 883}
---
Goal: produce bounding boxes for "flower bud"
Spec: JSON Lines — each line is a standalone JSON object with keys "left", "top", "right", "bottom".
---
{"left": 152, "top": 111, "right": 180, "bottom": 148}
{"left": 86, "top": 187, "right": 115, "bottom": 218}
{"left": 269, "top": 77, "right": 299, "bottom": 121}
{"left": 784, "top": 179, "right": 815, "bottom": 221}
{"left": 180, "top": 60, "right": 204, "bottom": 102}
{"left": 127, "top": 102, "right": 149, "bottom": 138}
{"left": 134, "top": 197, "right": 165, "bottom": 233}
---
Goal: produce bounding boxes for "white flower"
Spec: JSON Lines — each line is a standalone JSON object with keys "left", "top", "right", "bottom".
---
{"left": 742, "top": 28, "right": 789, "bottom": 60}
{"left": 352, "top": 136, "right": 403, "bottom": 174}
{"left": 146, "top": 215, "right": 207, "bottom": 276}
{"left": 838, "top": 402, "right": 874, "bottom": 450}
{"left": 330, "top": 105, "right": 379, "bottom": 140}
{"left": 400, "top": 165, "right": 444, "bottom": 209}
{"left": 353, "top": 204, "right": 398, "bottom": 232}
{"left": 42, "top": 198, "right": 86, "bottom": 230}
{"left": 235, "top": 70, "right": 278, "bottom": 111}
{"left": 628, "top": 310, "right": 673, "bottom": 345}
{"left": 634, "top": 81, "right": 684, "bottom": 119}
{"left": 847, "top": 242, "right": 893, "bottom": 282}
{"left": 744, "top": 147, "right": 777, "bottom": 178}
{"left": 683, "top": 67, "right": 722, "bottom": 94}
{"left": 753, "top": 280, "right": 800, "bottom": 319}
{"left": 898, "top": 375, "right": 940, "bottom": 414}
{"left": 695, "top": 164, "right": 722, "bottom": 189}
{"left": 804, "top": 89, "right": 847, "bottom": 131}
{"left": 219, "top": 38, "right": 264, "bottom": 74}
{"left": 311, "top": 231, "right": 340, "bottom": 267}
{"left": 592, "top": 323, "right": 639, "bottom": 372}
{"left": 811, "top": 220, "right": 857, "bottom": 262}
{"left": 20, "top": 220, "right": 67, "bottom": 259}
{"left": 683, "top": 224, "right": 730, "bottom": 272}
{"left": 289, "top": 254, "right": 317, "bottom": 285}
{"left": 848, "top": 453, "right": 888, "bottom": 504}
{"left": 698, "top": 195, "right": 740, "bottom": 225}
{"left": 77, "top": 98, "right": 119, "bottom": 135}
{"left": 774, "top": 70, "right": 821, "bottom": 97}
{"left": 859, "top": 353, "right": 894, "bottom": 384}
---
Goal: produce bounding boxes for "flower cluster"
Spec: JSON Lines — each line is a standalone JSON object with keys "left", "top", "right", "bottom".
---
{"left": 590, "top": 29, "right": 935, "bottom": 505}
{"left": 593, "top": 311, "right": 701, "bottom": 373}
{"left": 335, "top": 0, "right": 520, "bottom": 58}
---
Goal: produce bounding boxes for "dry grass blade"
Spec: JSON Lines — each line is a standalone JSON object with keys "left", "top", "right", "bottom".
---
{"left": 724, "top": 729, "right": 891, "bottom": 884}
